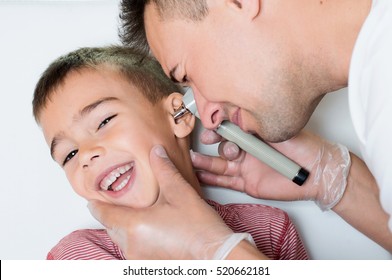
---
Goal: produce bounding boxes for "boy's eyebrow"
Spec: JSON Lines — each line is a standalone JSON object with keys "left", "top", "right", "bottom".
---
{"left": 49, "top": 96, "right": 119, "bottom": 160}
{"left": 78, "top": 96, "right": 119, "bottom": 121}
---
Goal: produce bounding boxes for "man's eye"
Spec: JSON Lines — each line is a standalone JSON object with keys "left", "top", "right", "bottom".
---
{"left": 97, "top": 114, "right": 117, "bottom": 130}
{"left": 63, "top": 150, "right": 78, "bottom": 166}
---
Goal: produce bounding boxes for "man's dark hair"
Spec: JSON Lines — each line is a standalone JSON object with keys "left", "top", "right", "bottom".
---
{"left": 119, "top": 0, "right": 208, "bottom": 55}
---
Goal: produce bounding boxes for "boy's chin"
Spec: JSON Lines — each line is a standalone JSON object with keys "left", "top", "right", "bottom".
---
{"left": 114, "top": 195, "right": 159, "bottom": 209}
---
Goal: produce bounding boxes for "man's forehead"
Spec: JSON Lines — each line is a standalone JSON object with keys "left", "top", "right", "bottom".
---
{"left": 144, "top": 2, "right": 160, "bottom": 26}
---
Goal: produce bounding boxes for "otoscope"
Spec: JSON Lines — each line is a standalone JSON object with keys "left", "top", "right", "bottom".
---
{"left": 173, "top": 88, "right": 309, "bottom": 186}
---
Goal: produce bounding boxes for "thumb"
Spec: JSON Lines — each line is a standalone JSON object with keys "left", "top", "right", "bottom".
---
{"left": 200, "top": 129, "right": 222, "bottom": 145}
{"left": 218, "top": 141, "right": 242, "bottom": 161}
{"left": 150, "top": 145, "right": 195, "bottom": 201}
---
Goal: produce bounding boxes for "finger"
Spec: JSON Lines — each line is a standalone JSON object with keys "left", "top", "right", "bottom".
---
{"left": 191, "top": 150, "right": 235, "bottom": 175}
{"left": 217, "top": 141, "right": 241, "bottom": 161}
{"left": 199, "top": 129, "right": 222, "bottom": 144}
{"left": 150, "top": 145, "right": 198, "bottom": 202}
{"left": 196, "top": 171, "right": 245, "bottom": 192}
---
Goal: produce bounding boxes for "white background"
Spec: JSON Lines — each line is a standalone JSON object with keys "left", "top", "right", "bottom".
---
{"left": 0, "top": 1, "right": 390, "bottom": 260}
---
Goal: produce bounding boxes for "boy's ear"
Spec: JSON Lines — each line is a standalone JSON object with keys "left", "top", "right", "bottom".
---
{"left": 165, "top": 92, "right": 196, "bottom": 138}
{"left": 226, "top": 0, "right": 261, "bottom": 20}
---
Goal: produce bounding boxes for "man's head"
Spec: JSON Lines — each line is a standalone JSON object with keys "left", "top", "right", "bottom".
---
{"left": 33, "top": 46, "right": 198, "bottom": 208}
{"left": 120, "top": 0, "right": 365, "bottom": 142}
{"left": 119, "top": 0, "right": 208, "bottom": 55}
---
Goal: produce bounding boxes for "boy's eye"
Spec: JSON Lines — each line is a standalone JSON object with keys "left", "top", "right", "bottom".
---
{"left": 97, "top": 114, "right": 117, "bottom": 130}
{"left": 63, "top": 150, "right": 78, "bottom": 166}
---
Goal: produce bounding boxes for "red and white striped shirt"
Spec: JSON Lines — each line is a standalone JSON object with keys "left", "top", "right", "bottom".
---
{"left": 47, "top": 200, "right": 308, "bottom": 260}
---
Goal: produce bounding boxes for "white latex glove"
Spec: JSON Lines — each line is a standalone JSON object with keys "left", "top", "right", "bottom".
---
{"left": 193, "top": 130, "right": 351, "bottom": 211}
{"left": 88, "top": 145, "right": 259, "bottom": 259}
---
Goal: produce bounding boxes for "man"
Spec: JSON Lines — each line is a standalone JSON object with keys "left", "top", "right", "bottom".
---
{"left": 89, "top": 0, "right": 392, "bottom": 258}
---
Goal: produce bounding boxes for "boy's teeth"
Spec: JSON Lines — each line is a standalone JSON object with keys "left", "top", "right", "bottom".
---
{"left": 100, "top": 163, "right": 132, "bottom": 191}
{"left": 113, "top": 175, "right": 131, "bottom": 191}
{"left": 109, "top": 175, "right": 117, "bottom": 182}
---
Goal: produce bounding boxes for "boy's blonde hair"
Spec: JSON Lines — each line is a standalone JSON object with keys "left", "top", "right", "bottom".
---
{"left": 33, "top": 46, "right": 182, "bottom": 122}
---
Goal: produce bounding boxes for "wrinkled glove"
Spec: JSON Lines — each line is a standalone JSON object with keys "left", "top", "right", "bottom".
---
{"left": 89, "top": 145, "right": 258, "bottom": 259}
{"left": 195, "top": 130, "right": 351, "bottom": 211}
{"left": 307, "top": 142, "right": 351, "bottom": 211}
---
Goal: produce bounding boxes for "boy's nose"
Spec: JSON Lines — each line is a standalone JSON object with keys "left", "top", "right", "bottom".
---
{"left": 79, "top": 145, "right": 104, "bottom": 169}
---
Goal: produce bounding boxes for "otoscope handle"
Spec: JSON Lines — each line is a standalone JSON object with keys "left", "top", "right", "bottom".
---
{"left": 182, "top": 88, "right": 308, "bottom": 186}
{"left": 217, "top": 121, "right": 308, "bottom": 186}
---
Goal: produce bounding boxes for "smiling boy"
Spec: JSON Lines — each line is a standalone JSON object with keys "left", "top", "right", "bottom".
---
{"left": 33, "top": 46, "right": 308, "bottom": 260}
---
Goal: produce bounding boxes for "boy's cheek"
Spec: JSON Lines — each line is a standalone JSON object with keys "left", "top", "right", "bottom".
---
{"left": 66, "top": 173, "right": 95, "bottom": 201}
{"left": 72, "top": 185, "right": 108, "bottom": 203}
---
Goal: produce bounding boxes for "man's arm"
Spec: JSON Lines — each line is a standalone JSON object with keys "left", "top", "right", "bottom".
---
{"left": 193, "top": 130, "right": 392, "bottom": 252}
{"left": 333, "top": 153, "right": 392, "bottom": 251}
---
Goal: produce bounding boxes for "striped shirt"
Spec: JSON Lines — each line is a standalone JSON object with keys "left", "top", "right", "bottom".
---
{"left": 47, "top": 200, "right": 308, "bottom": 260}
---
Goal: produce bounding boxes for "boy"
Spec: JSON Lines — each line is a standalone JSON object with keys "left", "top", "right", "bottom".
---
{"left": 33, "top": 46, "right": 308, "bottom": 260}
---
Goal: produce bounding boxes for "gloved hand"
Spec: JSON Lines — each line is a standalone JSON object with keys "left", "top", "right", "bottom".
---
{"left": 88, "top": 145, "right": 261, "bottom": 259}
{"left": 192, "top": 129, "right": 351, "bottom": 211}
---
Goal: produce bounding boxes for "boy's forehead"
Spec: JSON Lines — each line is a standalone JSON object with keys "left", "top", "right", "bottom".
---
{"left": 39, "top": 69, "right": 153, "bottom": 143}
{"left": 38, "top": 71, "right": 116, "bottom": 138}
{"left": 48, "top": 67, "right": 135, "bottom": 105}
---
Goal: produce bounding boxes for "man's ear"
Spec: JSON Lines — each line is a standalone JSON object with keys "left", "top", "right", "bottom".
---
{"left": 165, "top": 92, "right": 196, "bottom": 138}
{"left": 226, "top": 0, "right": 261, "bottom": 20}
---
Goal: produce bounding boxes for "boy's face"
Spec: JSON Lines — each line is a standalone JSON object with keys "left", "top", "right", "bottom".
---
{"left": 39, "top": 66, "right": 194, "bottom": 208}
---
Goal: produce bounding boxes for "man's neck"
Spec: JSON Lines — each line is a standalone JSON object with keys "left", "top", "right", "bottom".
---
{"left": 310, "top": 0, "right": 373, "bottom": 88}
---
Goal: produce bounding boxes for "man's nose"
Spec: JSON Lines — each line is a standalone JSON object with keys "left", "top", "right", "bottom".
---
{"left": 194, "top": 93, "right": 225, "bottom": 131}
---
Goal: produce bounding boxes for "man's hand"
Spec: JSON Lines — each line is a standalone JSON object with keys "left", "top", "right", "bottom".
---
{"left": 88, "top": 145, "right": 259, "bottom": 259}
{"left": 193, "top": 129, "right": 351, "bottom": 210}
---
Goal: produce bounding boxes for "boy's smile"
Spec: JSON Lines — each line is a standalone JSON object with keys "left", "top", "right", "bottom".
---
{"left": 98, "top": 162, "right": 134, "bottom": 192}
{"left": 39, "top": 66, "right": 196, "bottom": 208}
